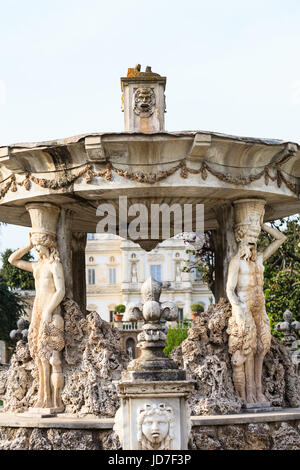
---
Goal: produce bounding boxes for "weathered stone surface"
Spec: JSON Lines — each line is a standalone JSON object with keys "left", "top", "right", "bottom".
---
{"left": 191, "top": 420, "right": 300, "bottom": 450}
{"left": 271, "top": 422, "right": 300, "bottom": 450}
{"left": 172, "top": 299, "right": 300, "bottom": 415}
{"left": 244, "top": 423, "right": 270, "bottom": 450}
{"left": 101, "top": 431, "right": 122, "bottom": 451}
{"left": 0, "top": 427, "right": 114, "bottom": 450}
{"left": 0, "top": 418, "right": 300, "bottom": 450}
{"left": 0, "top": 299, "right": 128, "bottom": 417}
{"left": 189, "top": 426, "right": 221, "bottom": 450}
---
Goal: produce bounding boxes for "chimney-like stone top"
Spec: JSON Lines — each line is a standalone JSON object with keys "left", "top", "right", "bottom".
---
{"left": 121, "top": 64, "right": 166, "bottom": 82}
{"left": 121, "top": 65, "right": 166, "bottom": 133}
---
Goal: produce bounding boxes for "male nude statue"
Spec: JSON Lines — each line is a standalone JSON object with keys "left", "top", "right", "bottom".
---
{"left": 226, "top": 199, "right": 286, "bottom": 404}
{"left": 9, "top": 227, "right": 65, "bottom": 410}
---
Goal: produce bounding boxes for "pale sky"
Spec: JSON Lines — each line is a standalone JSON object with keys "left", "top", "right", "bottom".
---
{"left": 0, "top": 0, "right": 300, "bottom": 252}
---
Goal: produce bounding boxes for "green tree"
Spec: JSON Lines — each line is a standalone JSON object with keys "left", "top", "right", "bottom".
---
{"left": 114, "top": 304, "right": 126, "bottom": 314}
{"left": 1, "top": 249, "right": 35, "bottom": 290}
{"left": 258, "top": 216, "right": 300, "bottom": 331}
{"left": 0, "top": 275, "right": 27, "bottom": 344}
{"left": 163, "top": 325, "right": 188, "bottom": 358}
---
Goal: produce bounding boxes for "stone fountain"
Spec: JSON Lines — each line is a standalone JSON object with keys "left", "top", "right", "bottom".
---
{"left": 0, "top": 65, "right": 299, "bottom": 450}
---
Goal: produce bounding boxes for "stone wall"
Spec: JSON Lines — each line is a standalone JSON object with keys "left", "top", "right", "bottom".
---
{"left": 1, "top": 415, "right": 300, "bottom": 450}
{"left": 0, "top": 427, "right": 121, "bottom": 451}
{"left": 191, "top": 420, "right": 300, "bottom": 450}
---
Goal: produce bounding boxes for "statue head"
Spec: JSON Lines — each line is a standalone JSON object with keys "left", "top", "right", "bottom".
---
{"left": 134, "top": 88, "right": 156, "bottom": 117}
{"left": 26, "top": 203, "right": 61, "bottom": 262}
{"left": 30, "top": 232, "right": 60, "bottom": 263}
{"left": 233, "top": 199, "right": 266, "bottom": 261}
{"left": 137, "top": 403, "right": 174, "bottom": 450}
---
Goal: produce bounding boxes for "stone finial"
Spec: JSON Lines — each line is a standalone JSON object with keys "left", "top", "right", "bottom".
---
{"left": 121, "top": 65, "right": 167, "bottom": 133}
{"left": 10, "top": 318, "right": 29, "bottom": 342}
{"left": 122, "top": 277, "right": 183, "bottom": 378}
{"left": 276, "top": 309, "right": 300, "bottom": 348}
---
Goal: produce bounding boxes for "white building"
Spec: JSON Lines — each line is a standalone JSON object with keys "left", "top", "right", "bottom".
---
{"left": 86, "top": 234, "right": 213, "bottom": 322}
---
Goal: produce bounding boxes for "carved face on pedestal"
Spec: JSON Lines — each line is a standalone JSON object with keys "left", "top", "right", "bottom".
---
{"left": 138, "top": 403, "right": 174, "bottom": 450}
{"left": 134, "top": 88, "right": 155, "bottom": 117}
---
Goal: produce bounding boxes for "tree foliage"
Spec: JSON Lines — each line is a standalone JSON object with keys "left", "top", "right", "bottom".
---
{"left": 0, "top": 275, "right": 27, "bottom": 344}
{"left": 163, "top": 325, "right": 188, "bottom": 358}
{"left": 0, "top": 249, "right": 35, "bottom": 290}
{"left": 114, "top": 304, "right": 126, "bottom": 314}
{"left": 258, "top": 216, "right": 300, "bottom": 332}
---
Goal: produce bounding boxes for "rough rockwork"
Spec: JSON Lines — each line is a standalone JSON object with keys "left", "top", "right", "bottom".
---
{"left": 0, "top": 299, "right": 128, "bottom": 417}
{"left": 0, "top": 421, "right": 299, "bottom": 450}
{"left": 190, "top": 421, "right": 300, "bottom": 450}
{"left": 0, "top": 427, "right": 121, "bottom": 451}
{"left": 172, "top": 299, "right": 300, "bottom": 415}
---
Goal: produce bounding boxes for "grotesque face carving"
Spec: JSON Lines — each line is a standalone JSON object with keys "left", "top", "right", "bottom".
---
{"left": 138, "top": 403, "right": 174, "bottom": 450}
{"left": 235, "top": 224, "right": 261, "bottom": 261}
{"left": 134, "top": 88, "right": 156, "bottom": 117}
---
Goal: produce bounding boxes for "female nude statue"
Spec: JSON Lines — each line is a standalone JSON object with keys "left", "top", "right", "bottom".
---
{"left": 9, "top": 207, "right": 65, "bottom": 411}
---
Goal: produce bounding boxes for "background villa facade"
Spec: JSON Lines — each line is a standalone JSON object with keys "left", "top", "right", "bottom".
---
{"left": 86, "top": 233, "right": 213, "bottom": 323}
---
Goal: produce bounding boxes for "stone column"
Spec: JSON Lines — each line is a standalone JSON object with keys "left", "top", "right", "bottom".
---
{"left": 57, "top": 209, "right": 73, "bottom": 299}
{"left": 213, "top": 203, "right": 237, "bottom": 302}
{"left": 72, "top": 232, "right": 87, "bottom": 313}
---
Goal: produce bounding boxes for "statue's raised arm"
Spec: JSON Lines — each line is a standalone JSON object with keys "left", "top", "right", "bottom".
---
{"left": 260, "top": 223, "right": 287, "bottom": 262}
{"left": 8, "top": 238, "right": 35, "bottom": 273}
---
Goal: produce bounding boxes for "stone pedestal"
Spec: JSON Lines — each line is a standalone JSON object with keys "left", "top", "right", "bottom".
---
{"left": 114, "top": 380, "right": 193, "bottom": 450}
{"left": 114, "top": 277, "right": 194, "bottom": 450}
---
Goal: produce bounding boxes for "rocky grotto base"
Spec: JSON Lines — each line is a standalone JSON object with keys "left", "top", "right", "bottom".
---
{"left": 0, "top": 299, "right": 299, "bottom": 451}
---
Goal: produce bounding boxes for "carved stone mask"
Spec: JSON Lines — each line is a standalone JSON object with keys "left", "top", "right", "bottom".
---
{"left": 142, "top": 412, "right": 169, "bottom": 444}
{"left": 134, "top": 88, "right": 155, "bottom": 117}
{"left": 138, "top": 403, "right": 174, "bottom": 449}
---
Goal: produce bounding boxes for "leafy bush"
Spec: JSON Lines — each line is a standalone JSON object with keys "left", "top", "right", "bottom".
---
{"left": 190, "top": 302, "right": 204, "bottom": 313}
{"left": 0, "top": 276, "right": 27, "bottom": 344}
{"left": 1, "top": 249, "right": 35, "bottom": 290}
{"left": 114, "top": 304, "right": 126, "bottom": 314}
{"left": 164, "top": 325, "right": 188, "bottom": 358}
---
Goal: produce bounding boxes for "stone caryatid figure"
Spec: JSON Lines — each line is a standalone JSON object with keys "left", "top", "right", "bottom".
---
{"left": 226, "top": 199, "right": 286, "bottom": 405}
{"left": 137, "top": 403, "right": 174, "bottom": 450}
{"left": 8, "top": 203, "right": 65, "bottom": 412}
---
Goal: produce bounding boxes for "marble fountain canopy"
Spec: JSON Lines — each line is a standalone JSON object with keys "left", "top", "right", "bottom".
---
{"left": 0, "top": 129, "right": 299, "bottom": 249}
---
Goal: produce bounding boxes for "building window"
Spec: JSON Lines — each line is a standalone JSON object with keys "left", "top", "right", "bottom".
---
{"left": 88, "top": 233, "right": 95, "bottom": 240}
{"left": 150, "top": 265, "right": 162, "bottom": 282}
{"left": 110, "top": 256, "right": 115, "bottom": 263}
{"left": 88, "top": 269, "right": 96, "bottom": 285}
{"left": 178, "top": 308, "right": 184, "bottom": 321}
{"left": 109, "top": 311, "right": 114, "bottom": 323}
{"left": 89, "top": 256, "right": 94, "bottom": 263}
{"left": 109, "top": 268, "right": 116, "bottom": 285}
